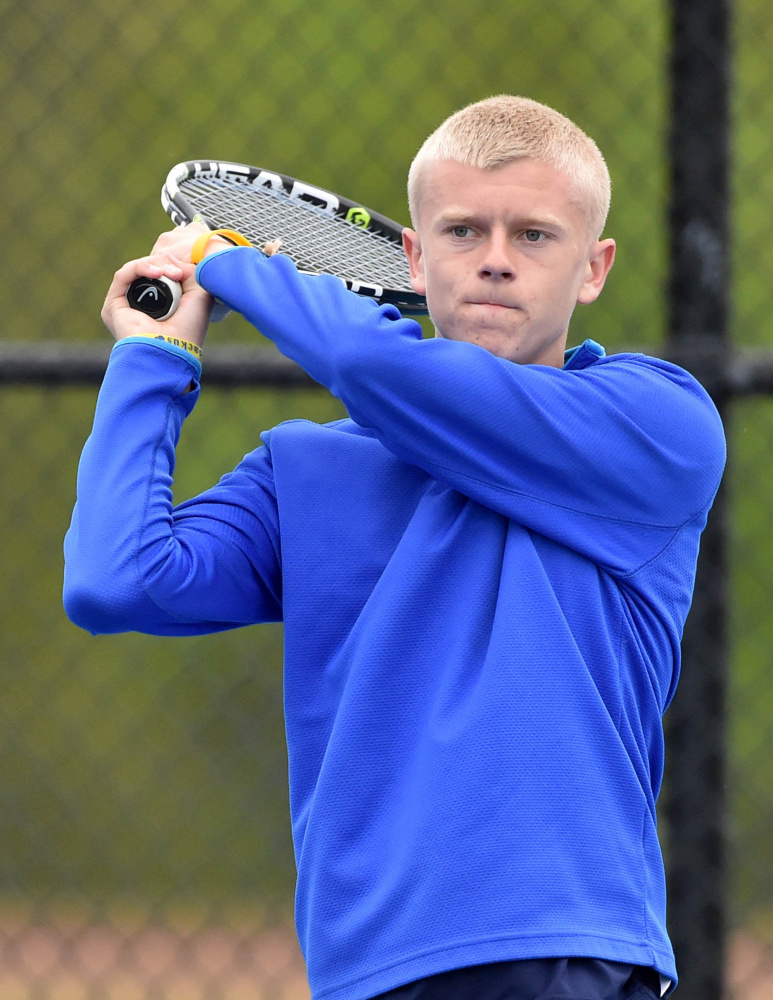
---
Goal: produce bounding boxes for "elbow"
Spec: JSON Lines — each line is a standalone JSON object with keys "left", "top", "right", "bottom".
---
{"left": 63, "top": 575, "right": 140, "bottom": 635}
{"left": 63, "top": 523, "right": 154, "bottom": 634}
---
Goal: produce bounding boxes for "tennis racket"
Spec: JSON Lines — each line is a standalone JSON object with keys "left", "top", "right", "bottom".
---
{"left": 126, "top": 160, "right": 427, "bottom": 320}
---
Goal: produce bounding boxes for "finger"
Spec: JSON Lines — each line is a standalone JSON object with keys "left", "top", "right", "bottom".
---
{"left": 102, "top": 254, "right": 199, "bottom": 331}
{"left": 109, "top": 253, "right": 193, "bottom": 298}
{"left": 151, "top": 222, "right": 210, "bottom": 258}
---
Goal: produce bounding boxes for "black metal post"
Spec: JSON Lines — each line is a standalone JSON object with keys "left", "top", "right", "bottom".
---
{"left": 664, "top": 1, "right": 731, "bottom": 998}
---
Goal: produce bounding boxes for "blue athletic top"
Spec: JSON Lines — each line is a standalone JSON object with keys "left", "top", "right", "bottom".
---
{"left": 64, "top": 248, "right": 726, "bottom": 1000}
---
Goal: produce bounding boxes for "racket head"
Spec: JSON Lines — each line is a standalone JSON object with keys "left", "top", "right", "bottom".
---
{"left": 160, "top": 160, "right": 427, "bottom": 315}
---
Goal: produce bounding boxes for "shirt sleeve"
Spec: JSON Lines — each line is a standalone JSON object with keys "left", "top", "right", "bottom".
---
{"left": 63, "top": 339, "right": 282, "bottom": 636}
{"left": 196, "top": 248, "right": 727, "bottom": 573}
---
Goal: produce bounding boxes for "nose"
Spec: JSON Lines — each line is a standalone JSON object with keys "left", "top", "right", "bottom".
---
{"left": 478, "top": 231, "right": 516, "bottom": 280}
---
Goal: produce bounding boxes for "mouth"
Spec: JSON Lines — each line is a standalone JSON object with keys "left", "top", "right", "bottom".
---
{"left": 467, "top": 300, "right": 517, "bottom": 311}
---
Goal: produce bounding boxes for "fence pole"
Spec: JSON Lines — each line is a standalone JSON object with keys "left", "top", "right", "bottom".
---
{"left": 664, "top": 0, "right": 731, "bottom": 997}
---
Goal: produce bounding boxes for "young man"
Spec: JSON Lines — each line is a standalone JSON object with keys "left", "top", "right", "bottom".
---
{"left": 64, "top": 97, "right": 726, "bottom": 1000}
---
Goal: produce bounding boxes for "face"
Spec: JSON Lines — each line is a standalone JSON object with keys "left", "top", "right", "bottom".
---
{"left": 403, "top": 158, "right": 616, "bottom": 366}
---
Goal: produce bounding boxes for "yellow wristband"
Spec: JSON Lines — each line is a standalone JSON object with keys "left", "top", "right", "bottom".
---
{"left": 190, "top": 227, "right": 253, "bottom": 265}
{"left": 151, "top": 335, "right": 202, "bottom": 359}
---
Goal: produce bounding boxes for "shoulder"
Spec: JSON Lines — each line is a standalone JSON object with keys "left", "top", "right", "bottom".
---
{"left": 262, "top": 416, "right": 373, "bottom": 444}
{"left": 585, "top": 350, "right": 710, "bottom": 389}
{"left": 586, "top": 350, "right": 727, "bottom": 485}
{"left": 581, "top": 351, "right": 723, "bottom": 423}
{"left": 259, "top": 416, "right": 381, "bottom": 462}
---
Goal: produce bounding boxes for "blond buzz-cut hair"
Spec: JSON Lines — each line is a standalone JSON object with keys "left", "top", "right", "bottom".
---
{"left": 407, "top": 95, "right": 611, "bottom": 241}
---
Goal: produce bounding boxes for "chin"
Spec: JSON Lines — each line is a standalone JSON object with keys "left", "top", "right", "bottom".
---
{"left": 438, "top": 327, "right": 508, "bottom": 350}
{"left": 468, "top": 329, "right": 525, "bottom": 362}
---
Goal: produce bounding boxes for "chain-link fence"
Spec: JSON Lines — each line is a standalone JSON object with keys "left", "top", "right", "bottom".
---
{"left": 1, "top": 0, "right": 772, "bottom": 997}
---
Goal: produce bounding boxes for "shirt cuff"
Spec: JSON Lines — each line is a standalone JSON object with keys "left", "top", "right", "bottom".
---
{"left": 111, "top": 336, "right": 203, "bottom": 379}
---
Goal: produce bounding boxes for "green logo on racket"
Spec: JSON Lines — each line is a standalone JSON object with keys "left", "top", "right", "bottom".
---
{"left": 346, "top": 206, "right": 371, "bottom": 228}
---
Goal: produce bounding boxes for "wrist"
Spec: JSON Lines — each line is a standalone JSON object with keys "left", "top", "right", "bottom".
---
{"left": 118, "top": 333, "right": 203, "bottom": 360}
{"left": 190, "top": 227, "right": 253, "bottom": 264}
{"left": 149, "top": 334, "right": 203, "bottom": 359}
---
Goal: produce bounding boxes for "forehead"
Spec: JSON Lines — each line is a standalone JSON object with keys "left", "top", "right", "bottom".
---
{"left": 416, "top": 158, "right": 588, "bottom": 233}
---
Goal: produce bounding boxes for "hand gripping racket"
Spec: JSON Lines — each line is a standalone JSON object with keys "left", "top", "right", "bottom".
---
{"left": 126, "top": 160, "right": 427, "bottom": 320}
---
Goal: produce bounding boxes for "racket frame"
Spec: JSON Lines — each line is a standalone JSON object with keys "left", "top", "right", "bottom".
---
{"left": 160, "top": 160, "right": 427, "bottom": 315}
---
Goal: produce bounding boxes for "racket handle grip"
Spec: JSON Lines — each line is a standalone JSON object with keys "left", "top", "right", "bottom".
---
{"left": 126, "top": 276, "right": 182, "bottom": 320}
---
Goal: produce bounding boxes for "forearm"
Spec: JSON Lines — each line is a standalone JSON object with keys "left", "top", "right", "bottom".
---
{"left": 64, "top": 341, "right": 202, "bottom": 633}
{"left": 64, "top": 341, "right": 281, "bottom": 635}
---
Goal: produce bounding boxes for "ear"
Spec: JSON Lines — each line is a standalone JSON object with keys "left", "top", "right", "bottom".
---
{"left": 402, "top": 228, "right": 426, "bottom": 295}
{"left": 577, "top": 238, "right": 616, "bottom": 305}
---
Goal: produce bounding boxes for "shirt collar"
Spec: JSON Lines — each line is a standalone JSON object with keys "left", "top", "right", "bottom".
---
{"left": 563, "top": 338, "right": 606, "bottom": 370}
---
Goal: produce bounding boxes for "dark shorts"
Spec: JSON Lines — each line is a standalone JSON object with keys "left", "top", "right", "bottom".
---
{"left": 373, "top": 958, "right": 662, "bottom": 1000}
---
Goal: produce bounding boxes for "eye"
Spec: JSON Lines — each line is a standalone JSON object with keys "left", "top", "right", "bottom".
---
{"left": 523, "top": 229, "right": 546, "bottom": 243}
{"left": 450, "top": 225, "right": 474, "bottom": 238}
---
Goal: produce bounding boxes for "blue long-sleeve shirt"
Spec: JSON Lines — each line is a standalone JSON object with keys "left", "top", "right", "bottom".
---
{"left": 64, "top": 248, "right": 726, "bottom": 1000}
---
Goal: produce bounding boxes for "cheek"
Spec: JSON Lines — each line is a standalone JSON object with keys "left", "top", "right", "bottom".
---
{"left": 537, "top": 264, "right": 582, "bottom": 308}
{"left": 424, "top": 257, "right": 460, "bottom": 298}
{"left": 423, "top": 268, "right": 462, "bottom": 336}
{"left": 419, "top": 263, "right": 441, "bottom": 306}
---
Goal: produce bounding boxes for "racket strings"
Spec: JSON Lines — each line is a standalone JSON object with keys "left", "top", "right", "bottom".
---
{"left": 181, "top": 177, "right": 413, "bottom": 291}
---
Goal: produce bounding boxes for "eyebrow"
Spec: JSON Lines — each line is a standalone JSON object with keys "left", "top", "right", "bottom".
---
{"left": 436, "top": 211, "right": 568, "bottom": 233}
